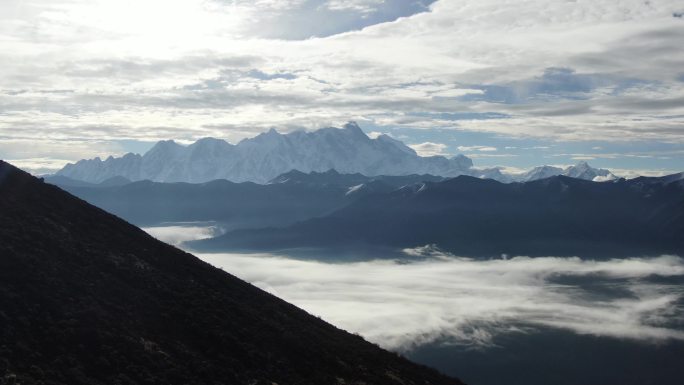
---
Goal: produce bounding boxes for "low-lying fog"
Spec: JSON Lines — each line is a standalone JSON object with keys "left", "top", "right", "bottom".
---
{"left": 144, "top": 223, "right": 222, "bottom": 246}
{"left": 145, "top": 226, "right": 684, "bottom": 352}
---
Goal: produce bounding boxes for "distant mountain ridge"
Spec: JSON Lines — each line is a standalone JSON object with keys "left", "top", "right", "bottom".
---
{"left": 50, "top": 169, "right": 443, "bottom": 229}
{"left": 56, "top": 122, "right": 474, "bottom": 184}
{"left": 189, "top": 172, "right": 684, "bottom": 258}
{"left": 514, "top": 161, "right": 616, "bottom": 182}
{"left": 44, "top": 175, "right": 132, "bottom": 188}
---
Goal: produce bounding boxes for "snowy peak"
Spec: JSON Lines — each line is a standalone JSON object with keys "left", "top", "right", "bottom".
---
{"left": 343, "top": 121, "right": 360, "bottom": 128}
{"left": 187, "top": 137, "right": 234, "bottom": 160}
{"left": 55, "top": 122, "right": 623, "bottom": 185}
{"left": 518, "top": 165, "right": 564, "bottom": 182}
{"left": 513, "top": 162, "right": 616, "bottom": 182}
{"left": 56, "top": 123, "right": 476, "bottom": 184}
{"left": 146, "top": 140, "right": 183, "bottom": 156}
{"left": 57, "top": 153, "right": 142, "bottom": 183}
{"left": 563, "top": 161, "right": 616, "bottom": 181}
{"left": 376, "top": 134, "right": 417, "bottom": 156}
{"left": 340, "top": 121, "right": 370, "bottom": 140}
{"left": 190, "top": 137, "right": 233, "bottom": 149}
{"left": 564, "top": 161, "right": 593, "bottom": 177}
{"left": 243, "top": 127, "right": 286, "bottom": 147}
{"left": 450, "top": 154, "right": 474, "bottom": 169}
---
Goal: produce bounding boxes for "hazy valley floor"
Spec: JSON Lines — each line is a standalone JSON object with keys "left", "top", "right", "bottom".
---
{"left": 146, "top": 224, "right": 684, "bottom": 385}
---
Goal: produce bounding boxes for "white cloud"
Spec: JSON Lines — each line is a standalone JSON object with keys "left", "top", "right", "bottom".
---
{"left": 408, "top": 142, "right": 449, "bottom": 156}
{"left": 593, "top": 175, "right": 616, "bottom": 182}
{"left": 196, "top": 248, "right": 684, "bottom": 351}
{"left": 325, "top": 0, "right": 384, "bottom": 13}
{"left": 139, "top": 226, "right": 684, "bottom": 351}
{"left": 479, "top": 165, "right": 528, "bottom": 174}
{"left": 572, "top": 155, "right": 596, "bottom": 160}
{"left": 465, "top": 153, "right": 518, "bottom": 158}
{"left": 143, "top": 224, "right": 222, "bottom": 246}
{"left": 457, "top": 145, "right": 497, "bottom": 152}
{"left": 609, "top": 168, "right": 681, "bottom": 179}
{"left": 4, "top": 157, "right": 78, "bottom": 175}
{"left": 1, "top": 0, "right": 683, "bottom": 171}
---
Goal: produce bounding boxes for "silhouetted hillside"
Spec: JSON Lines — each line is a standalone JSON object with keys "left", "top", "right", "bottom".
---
{"left": 0, "top": 161, "right": 464, "bottom": 385}
{"left": 190, "top": 174, "right": 684, "bottom": 258}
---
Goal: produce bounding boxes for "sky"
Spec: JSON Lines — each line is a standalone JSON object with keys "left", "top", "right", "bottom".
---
{"left": 1, "top": 0, "right": 683, "bottom": 176}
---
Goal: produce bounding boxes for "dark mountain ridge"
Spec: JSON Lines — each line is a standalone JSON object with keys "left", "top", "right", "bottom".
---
{"left": 0, "top": 160, "right": 463, "bottom": 385}
{"left": 189, "top": 174, "right": 684, "bottom": 259}
{"left": 44, "top": 175, "right": 132, "bottom": 188}
{"left": 48, "top": 169, "right": 444, "bottom": 229}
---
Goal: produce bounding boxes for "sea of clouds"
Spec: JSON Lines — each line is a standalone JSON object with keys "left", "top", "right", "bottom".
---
{"left": 198, "top": 248, "right": 684, "bottom": 351}
{"left": 144, "top": 226, "right": 684, "bottom": 351}
{"left": 143, "top": 223, "right": 221, "bottom": 246}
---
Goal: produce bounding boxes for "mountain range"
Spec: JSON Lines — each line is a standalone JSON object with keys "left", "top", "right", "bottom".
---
{"left": 48, "top": 170, "right": 445, "bottom": 229}
{"left": 188, "top": 172, "right": 684, "bottom": 259}
{"left": 0, "top": 160, "right": 464, "bottom": 385}
{"left": 54, "top": 122, "right": 616, "bottom": 184}
{"left": 514, "top": 162, "right": 615, "bottom": 182}
{"left": 56, "top": 122, "right": 473, "bottom": 184}
{"left": 46, "top": 165, "right": 683, "bottom": 259}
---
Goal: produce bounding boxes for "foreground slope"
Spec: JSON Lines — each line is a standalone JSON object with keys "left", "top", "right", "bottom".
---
{"left": 191, "top": 174, "right": 684, "bottom": 258}
{"left": 0, "top": 161, "right": 463, "bottom": 385}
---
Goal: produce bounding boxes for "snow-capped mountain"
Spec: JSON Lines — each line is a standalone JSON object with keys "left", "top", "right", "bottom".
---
{"left": 563, "top": 161, "right": 617, "bottom": 181}
{"left": 514, "top": 161, "right": 617, "bottom": 182}
{"left": 56, "top": 122, "right": 619, "bottom": 184}
{"left": 517, "top": 165, "right": 564, "bottom": 182}
{"left": 56, "top": 122, "right": 475, "bottom": 183}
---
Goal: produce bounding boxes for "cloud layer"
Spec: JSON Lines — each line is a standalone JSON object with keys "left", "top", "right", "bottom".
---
{"left": 1, "top": 0, "right": 683, "bottom": 174}
{"left": 194, "top": 248, "right": 684, "bottom": 351}
{"left": 144, "top": 224, "right": 221, "bottom": 246}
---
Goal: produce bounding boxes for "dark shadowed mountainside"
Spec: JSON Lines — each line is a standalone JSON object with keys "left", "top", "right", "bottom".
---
{"left": 189, "top": 174, "right": 684, "bottom": 258}
{"left": 408, "top": 324, "right": 684, "bottom": 385}
{"left": 50, "top": 169, "right": 444, "bottom": 229}
{"left": 0, "top": 161, "right": 464, "bottom": 385}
